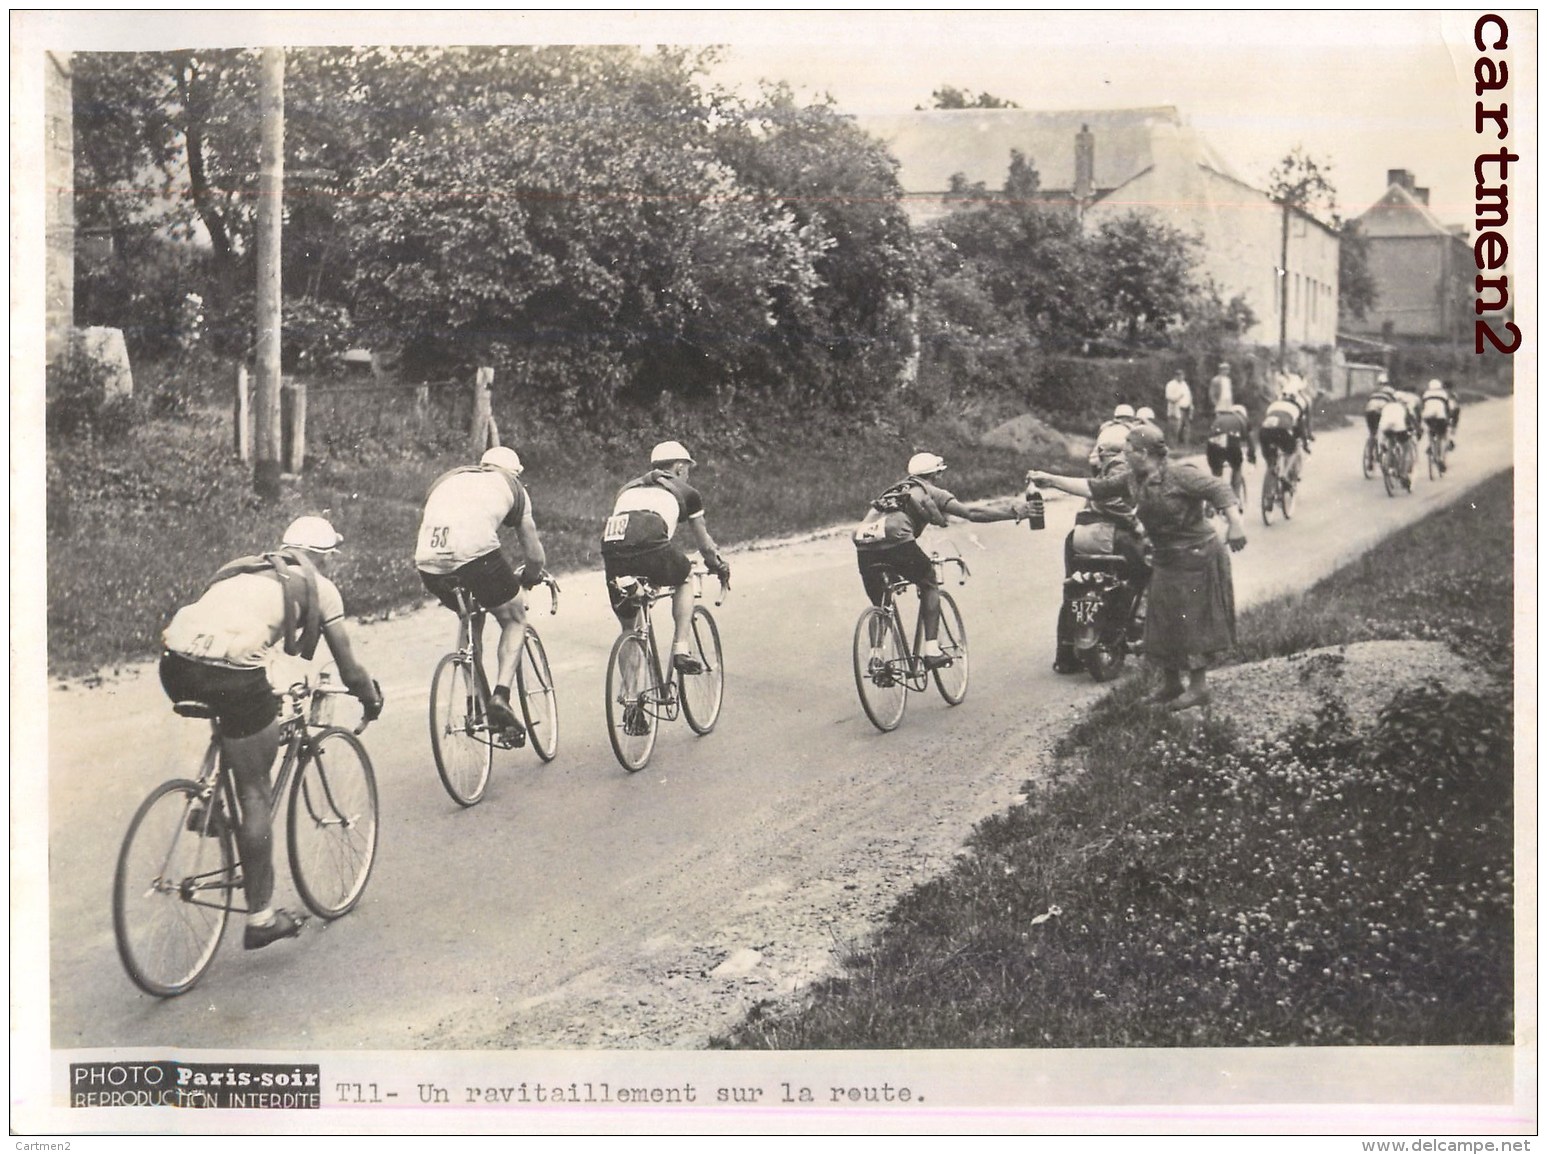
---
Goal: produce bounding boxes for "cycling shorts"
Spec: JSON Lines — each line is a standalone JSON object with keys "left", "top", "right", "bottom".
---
{"left": 603, "top": 542, "right": 692, "bottom": 625}
{"left": 1205, "top": 441, "right": 1243, "bottom": 476}
{"left": 1424, "top": 416, "right": 1450, "bottom": 441}
{"left": 1259, "top": 426, "right": 1298, "bottom": 460}
{"left": 856, "top": 540, "right": 936, "bottom": 608}
{"left": 159, "top": 651, "right": 280, "bottom": 740}
{"left": 419, "top": 548, "right": 520, "bottom": 615}
{"left": 1365, "top": 410, "right": 1381, "bottom": 437}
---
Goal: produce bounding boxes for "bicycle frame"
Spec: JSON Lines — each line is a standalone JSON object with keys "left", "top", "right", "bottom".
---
{"left": 874, "top": 554, "right": 970, "bottom": 693}
{"left": 447, "top": 577, "right": 560, "bottom": 746}
{"left": 177, "top": 681, "right": 345, "bottom": 914}
{"left": 611, "top": 570, "right": 724, "bottom": 723}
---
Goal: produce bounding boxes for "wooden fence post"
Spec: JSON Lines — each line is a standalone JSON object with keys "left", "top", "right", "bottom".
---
{"left": 470, "top": 366, "right": 500, "bottom": 453}
{"left": 234, "top": 364, "right": 251, "bottom": 462}
{"left": 281, "top": 377, "right": 307, "bottom": 475}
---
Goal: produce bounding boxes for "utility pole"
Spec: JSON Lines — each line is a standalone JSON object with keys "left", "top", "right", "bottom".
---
{"left": 253, "top": 46, "right": 285, "bottom": 500}
{"left": 1277, "top": 198, "right": 1290, "bottom": 372}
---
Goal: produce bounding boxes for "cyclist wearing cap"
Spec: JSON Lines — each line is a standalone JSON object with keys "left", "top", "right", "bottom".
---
{"left": 602, "top": 440, "right": 728, "bottom": 675}
{"left": 1420, "top": 378, "right": 1461, "bottom": 461}
{"left": 1204, "top": 403, "right": 1255, "bottom": 508}
{"left": 1258, "top": 385, "right": 1312, "bottom": 489}
{"left": 1363, "top": 377, "right": 1396, "bottom": 442}
{"left": 853, "top": 452, "right": 1034, "bottom": 669}
{"left": 415, "top": 445, "right": 548, "bottom": 741}
{"left": 159, "top": 515, "right": 382, "bottom": 951}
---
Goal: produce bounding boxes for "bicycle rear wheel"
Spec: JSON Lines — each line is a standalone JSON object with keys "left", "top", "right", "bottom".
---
{"left": 605, "top": 632, "right": 658, "bottom": 772}
{"left": 1281, "top": 473, "right": 1296, "bottom": 519}
{"left": 853, "top": 606, "right": 908, "bottom": 732}
{"left": 932, "top": 592, "right": 970, "bottom": 706}
{"left": 113, "top": 779, "right": 234, "bottom": 997}
{"left": 1260, "top": 468, "right": 1278, "bottom": 525}
{"left": 1427, "top": 439, "right": 1441, "bottom": 480}
{"left": 288, "top": 728, "right": 379, "bottom": 919}
{"left": 1362, "top": 437, "right": 1377, "bottom": 479}
{"left": 516, "top": 627, "right": 560, "bottom": 762}
{"left": 429, "top": 652, "right": 492, "bottom": 806}
{"left": 1381, "top": 446, "right": 1397, "bottom": 497}
{"left": 679, "top": 605, "right": 724, "bottom": 735}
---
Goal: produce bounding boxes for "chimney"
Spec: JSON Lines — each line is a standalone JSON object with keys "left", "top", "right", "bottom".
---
{"left": 1413, "top": 186, "right": 1430, "bottom": 205}
{"left": 1386, "top": 168, "right": 1415, "bottom": 191}
{"left": 1074, "top": 123, "right": 1095, "bottom": 204}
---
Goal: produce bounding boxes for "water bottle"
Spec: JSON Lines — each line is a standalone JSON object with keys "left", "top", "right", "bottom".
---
{"left": 1024, "top": 488, "right": 1046, "bottom": 531}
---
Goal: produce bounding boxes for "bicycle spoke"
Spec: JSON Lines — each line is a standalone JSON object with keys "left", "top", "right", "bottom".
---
{"left": 288, "top": 730, "right": 379, "bottom": 919}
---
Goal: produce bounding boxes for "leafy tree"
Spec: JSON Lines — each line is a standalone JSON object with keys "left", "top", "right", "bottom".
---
{"left": 1267, "top": 146, "right": 1339, "bottom": 224}
{"left": 920, "top": 86, "right": 1020, "bottom": 110}
{"left": 1087, "top": 213, "right": 1204, "bottom": 346}
{"left": 1336, "top": 219, "right": 1379, "bottom": 323}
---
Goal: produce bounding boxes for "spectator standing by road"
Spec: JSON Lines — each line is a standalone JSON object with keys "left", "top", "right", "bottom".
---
{"left": 1208, "top": 361, "right": 1234, "bottom": 419}
{"left": 1164, "top": 369, "right": 1193, "bottom": 446}
{"left": 1028, "top": 424, "right": 1246, "bottom": 712}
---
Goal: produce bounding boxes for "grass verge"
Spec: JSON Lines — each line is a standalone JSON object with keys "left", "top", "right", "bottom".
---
{"left": 44, "top": 388, "right": 1083, "bottom": 677}
{"left": 712, "top": 470, "right": 1515, "bottom": 1049}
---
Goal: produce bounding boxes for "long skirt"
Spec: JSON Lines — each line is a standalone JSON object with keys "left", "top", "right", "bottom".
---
{"left": 1143, "top": 536, "right": 1236, "bottom": 670}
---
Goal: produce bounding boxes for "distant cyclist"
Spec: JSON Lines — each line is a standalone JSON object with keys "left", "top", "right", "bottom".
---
{"left": 415, "top": 445, "right": 548, "bottom": 743}
{"left": 160, "top": 516, "right": 383, "bottom": 950}
{"left": 601, "top": 440, "right": 729, "bottom": 675}
{"left": 1258, "top": 386, "right": 1312, "bottom": 489}
{"left": 1204, "top": 403, "right": 1255, "bottom": 508}
{"left": 1377, "top": 393, "right": 1417, "bottom": 489}
{"left": 1363, "top": 377, "right": 1396, "bottom": 443}
{"left": 853, "top": 452, "right": 1033, "bottom": 670}
{"left": 1420, "top": 378, "right": 1461, "bottom": 461}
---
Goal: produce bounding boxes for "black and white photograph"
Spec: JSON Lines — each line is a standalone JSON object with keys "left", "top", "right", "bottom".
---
{"left": 12, "top": 8, "right": 1536, "bottom": 1140}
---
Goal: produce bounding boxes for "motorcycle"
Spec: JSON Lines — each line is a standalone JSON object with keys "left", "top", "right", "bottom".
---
{"left": 1061, "top": 552, "right": 1148, "bottom": 682}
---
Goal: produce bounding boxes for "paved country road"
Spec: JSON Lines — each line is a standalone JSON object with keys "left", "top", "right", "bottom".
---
{"left": 37, "top": 399, "right": 1516, "bottom": 1051}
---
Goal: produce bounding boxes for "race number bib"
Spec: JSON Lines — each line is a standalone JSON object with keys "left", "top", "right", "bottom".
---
{"left": 603, "top": 513, "right": 631, "bottom": 542}
{"left": 852, "top": 512, "right": 887, "bottom": 544}
{"left": 1209, "top": 433, "right": 1229, "bottom": 448}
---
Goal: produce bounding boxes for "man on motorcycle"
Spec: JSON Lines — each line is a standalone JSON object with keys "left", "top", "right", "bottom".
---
{"left": 1052, "top": 419, "right": 1151, "bottom": 674}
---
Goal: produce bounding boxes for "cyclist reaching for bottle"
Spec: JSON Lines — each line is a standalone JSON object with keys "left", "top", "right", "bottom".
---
{"left": 414, "top": 445, "right": 548, "bottom": 743}
{"left": 601, "top": 440, "right": 730, "bottom": 674}
{"left": 853, "top": 452, "right": 1035, "bottom": 670}
{"left": 158, "top": 516, "right": 383, "bottom": 950}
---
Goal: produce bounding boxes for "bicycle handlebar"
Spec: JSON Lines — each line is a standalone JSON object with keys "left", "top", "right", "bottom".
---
{"left": 931, "top": 553, "right": 970, "bottom": 586}
{"left": 691, "top": 568, "right": 730, "bottom": 607}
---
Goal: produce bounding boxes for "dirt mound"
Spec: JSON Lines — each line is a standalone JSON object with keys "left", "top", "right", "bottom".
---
{"left": 1209, "top": 640, "right": 1496, "bottom": 744}
{"left": 981, "top": 412, "right": 1086, "bottom": 460}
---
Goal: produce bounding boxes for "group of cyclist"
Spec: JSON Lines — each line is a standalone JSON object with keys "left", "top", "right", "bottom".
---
{"left": 157, "top": 365, "right": 1463, "bottom": 950}
{"left": 1366, "top": 377, "right": 1462, "bottom": 485}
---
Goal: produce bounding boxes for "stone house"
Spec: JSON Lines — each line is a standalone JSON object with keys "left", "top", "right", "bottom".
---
{"left": 855, "top": 106, "right": 1341, "bottom": 350}
{"left": 1343, "top": 169, "right": 1472, "bottom": 342}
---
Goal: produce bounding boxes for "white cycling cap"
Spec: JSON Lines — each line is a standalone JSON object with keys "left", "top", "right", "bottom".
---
{"left": 650, "top": 440, "right": 696, "bottom": 466}
{"left": 907, "top": 451, "right": 947, "bottom": 476}
{"left": 481, "top": 445, "right": 524, "bottom": 473}
{"left": 1135, "top": 406, "right": 1155, "bottom": 421}
{"left": 1424, "top": 378, "right": 1445, "bottom": 391}
{"left": 282, "top": 515, "right": 342, "bottom": 553}
{"left": 1113, "top": 404, "right": 1136, "bottom": 419}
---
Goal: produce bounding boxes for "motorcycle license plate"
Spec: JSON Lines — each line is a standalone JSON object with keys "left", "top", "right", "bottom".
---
{"left": 1072, "top": 596, "right": 1103, "bottom": 626}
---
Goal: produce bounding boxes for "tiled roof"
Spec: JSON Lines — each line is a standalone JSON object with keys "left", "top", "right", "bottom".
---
{"left": 1354, "top": 182, "right": 1464, "bottom": 239}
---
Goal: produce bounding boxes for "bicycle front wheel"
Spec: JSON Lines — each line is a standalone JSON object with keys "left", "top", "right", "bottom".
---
{"left": 932, "top": 592, "right": 970, "bottom": 705}
{"left": 517, "top": 627, "right": 560, "bottom": 762}
{"left": 1260, "top": 469, "right": 1278, "bottom": 525}
{"left": 113, "top": 779, "right": 234, "bottom": 997}
{"left": 853, "top": 606, "right": 908, "bottom": 732}
{"left": 288, "top": 728, "right": 379, "bottom": 919}
{"left": 605, "top": 632, "right": 658, "bottom": 772}
{"left": 680, "top": 605, "right": 724, "bottom": 735}
{"left": 429, "top": 652, "right": 492, "bottom": 806}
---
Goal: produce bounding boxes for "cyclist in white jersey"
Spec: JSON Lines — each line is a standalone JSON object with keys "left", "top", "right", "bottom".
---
{"left": 415, "top": 445, "right": 547, "bottom": 739}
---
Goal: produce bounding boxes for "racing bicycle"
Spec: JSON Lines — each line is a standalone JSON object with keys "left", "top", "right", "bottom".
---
{"left": 1378, "top": 433, "right": 1415, "bottom": 496}
{"left": 1260, "top": 449, "right": 1297, "bottom": 524}
{"left": 852, "top": 550, "right": 970, "bottom": 733}
{"left": 604, "top": 568, "right": 726, "bottom": 772}
{"left": 113, "top": 671, "right": 378, "bottom": 997}
{"left": 428, "top": 570, "right": 560, "bottom": 806}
